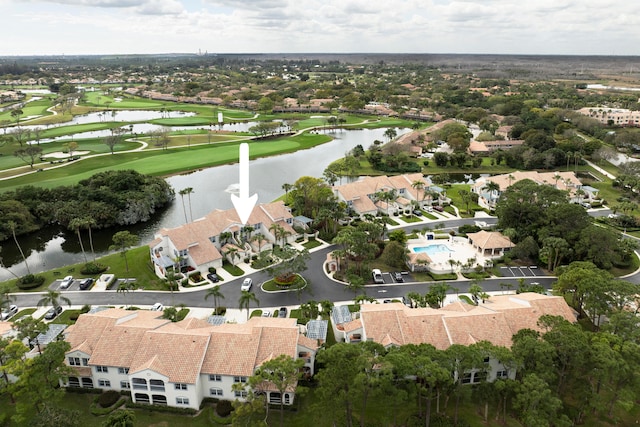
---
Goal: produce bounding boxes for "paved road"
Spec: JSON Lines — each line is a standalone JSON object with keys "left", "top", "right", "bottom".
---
{"left": 11, "top": 209, "right": 629, "bottom": 310}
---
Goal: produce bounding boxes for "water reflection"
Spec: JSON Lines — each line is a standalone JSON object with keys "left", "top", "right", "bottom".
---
{"left": 0, "top": 127, "right": 406, "bottom": 280}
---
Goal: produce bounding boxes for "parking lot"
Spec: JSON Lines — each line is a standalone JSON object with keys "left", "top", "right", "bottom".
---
{"left": 374, "top": 271, "right": 414, "bottom": 284}
{"left": 499, "top": 265, "right": 544, "bottom": 277}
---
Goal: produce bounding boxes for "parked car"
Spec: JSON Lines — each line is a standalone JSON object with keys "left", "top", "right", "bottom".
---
{"left": 425, "top": 206, "right": 434, "bottom": 212}
{"left": 207, "top": 273, "right": 220, "bottom": 283}
{"left": 372, "top": 268, "right": 384, "bottom": 284}
{"left": 393, "top": 272, "right": 404, "bottom": 282}
{"left": 59, "top": 275, "right": 74, "bottom": 289}
{"left": 241, "top": 278, "right": 253, "bottom": 291}
{"left": 1, "top": 304, "right": 18, "bottom": 320}
{"left": 261, "top": 311, "right": 271, "bottom": 317}
{"left": 433, "top": 205, "right": 444, "bottom": 212}
{"left": 413, "top": 209, "right": 423, "bottom": 216}
{"left": 44, "top": 306, "right": 63, "bottom": 320}
{"left": 78, "top": 278, "right": 94, "bottom": 290}
{"left": 151, "top": 302, "right": 164, "bottom": 311}
{"left": 278, "top": 307, "right": 288, "bottom": 318}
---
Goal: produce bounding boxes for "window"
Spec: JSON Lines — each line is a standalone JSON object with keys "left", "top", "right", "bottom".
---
{"left": 152, "top": 395, "right": 167, "bottom": 406}
{"left": 483, "top": 357, "right": 490, "bottom": 364}
{"left": 135, "top": 393, "right": 150, "bottom": 404}
{"left": 82, "top": 358, "right": 89, "bottom": 366}
{"left": 81, "top": 377, "right": 93, "bottom": 388}
{"left": 254, "top": 223, "right": 261, "bottom": 230}
{"left": 209, "top": 374, "right": 222, "bottom": 382}
{"left": 132, "top": 378, "right": 147, "bottom": 390}
{"left": 234, "top": 390, "right": 248, "bottom": 398}
{"left": 68, "top": 357, "right": 80, "bottom": 366}
{"left": 234, "top": 376, "right": 247, "bottom": 383}
{"left": 210, "top": 388, "right": 223, "bottom": 396}
{"left": 118, "top": 367, "right": 129, "bottom": 375}
{"left": 120, "top": 381, "right": 131, "bottom": 389}
{"left": 176, "top": 397, "right": 189, "bottom": 405}
{"left": 462, "top": 373, "right": 473, "bottom": 384}
{"left": 496, "top": 370, "right": 508, "bottom": 379}
{"left": 68, "top": 377, "right": 80, "bottom": 387}
{"left": 175, "top": 383, "right": 187, "bottom": 390}
{"left": 98, "top": 379, "right": 111, "bottom": 387}
{"left": 96, "top": 366, "right": 108, "bottom": 373}
{"left": 149, "top": 379, "right": 165, "bottom": 392}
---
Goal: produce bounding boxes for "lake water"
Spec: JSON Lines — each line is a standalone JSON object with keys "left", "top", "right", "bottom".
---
{"left": 0, "top": 127, "right": 407, "bottom": 280}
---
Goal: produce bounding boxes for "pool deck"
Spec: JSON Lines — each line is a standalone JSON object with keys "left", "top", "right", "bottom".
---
{"left": 408, "top": 236, "right": 490, "bottom": 273}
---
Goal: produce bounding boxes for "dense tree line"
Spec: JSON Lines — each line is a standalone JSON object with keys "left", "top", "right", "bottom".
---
{"left": 0, "top": 170, "right": 174, "bottom": 241}
{"left": 496, "top": 179, "right": 637, "bottom": 271}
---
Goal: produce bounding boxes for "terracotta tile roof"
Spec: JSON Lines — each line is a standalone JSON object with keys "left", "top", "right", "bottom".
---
{"left": 129, "top": 330, "right": 211, "bottom": 384}
{"left": 467, "top": 231, "right": 515, "bottom": 250}
{"left": 151, "top": 201, "right": 296, "bottom": 268}
{"left": 298, "top": 334, "right": 320, "bottom": 350}
{"left": 358, "top": 293, "right": 575, "bottom": 350}
{"left": 202, "top": 318, "right": 300, "bottom": 377}
{"left": 65, "top": 310, "right": 311, "bottom": 384}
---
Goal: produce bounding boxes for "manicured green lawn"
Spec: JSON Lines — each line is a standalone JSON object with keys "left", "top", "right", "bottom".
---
{"left": 0, "top": 132, "right": 332, "bottom": 191}
{"left": 0, "top": 246, "right": 161, "bottom": 292}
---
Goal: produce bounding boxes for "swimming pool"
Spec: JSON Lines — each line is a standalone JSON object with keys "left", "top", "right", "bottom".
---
{"left": 412, "top": 244, "right": 454, "bottom": 255}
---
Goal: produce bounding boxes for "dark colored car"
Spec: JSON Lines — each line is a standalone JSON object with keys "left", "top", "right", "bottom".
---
{"left": 207, "top": 273, "right": 220, "bottom": 283}
{"left": 79, "top": 278, "right": 94, "bottom": 290}
{"left": 44, "top": 306, "right": 63, "bottom": 320}
{"left": 433, "top": 205, "right": 444, "bottom": 212}
{"left": 278, "top": 307, "right": 288, "bottom": 318}
{"left": 393, "top": 272, "right": 404, "bottom": 282}
{"left": 413, "top": 209, "right": 423, "bottom": 216}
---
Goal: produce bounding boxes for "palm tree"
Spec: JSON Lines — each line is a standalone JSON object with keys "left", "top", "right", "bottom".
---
{"left": 281, "top": 183, "right": 293, "bottom": 204}
{"left": 507, "top": 174, "right": 515, "bottom": 188}
{"left": 205, "top": 285, "right": 225, "bottom": 315}
{"left": 484, "top": 181, "right": 500, "bottom": 205}
{"left": 84, "top": 217, "right": 97, "bottom": 261}
{"left": 178, "top": 188, "right": 191, "bottom": 223}
{"left": 117, "top": 281, "right": 135, "bottom": 308}
{"left": 411, "top": 180, "right": 426, "bottom": 205}
{"left": 238, "top": 290, "right": 260, "bottom": 320}
{"left": 185, "top": 187, "right": 195, "bottom": 222}
{"left": 225, "top": 247, "right": 240, "bottom": 266}
{"left": 69, "top": 218, "right": 88, "bottom": 264}
{"left": 37, "top": 289, "right": 71, "bottom": 312}
{"left": 8, "top": 221, "right": 30, "bottom": 275}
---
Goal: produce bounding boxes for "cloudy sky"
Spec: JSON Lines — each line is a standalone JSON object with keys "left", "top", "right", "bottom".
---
{"left": 1, "top": 0, "right": 638, "bottom": 56}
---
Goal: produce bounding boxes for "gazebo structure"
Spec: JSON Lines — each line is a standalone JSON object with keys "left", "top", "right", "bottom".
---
{"left": 467, "top": 231, "right": 514, "bottom": 257}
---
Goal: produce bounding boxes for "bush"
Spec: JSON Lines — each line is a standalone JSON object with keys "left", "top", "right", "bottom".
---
{"left": 98, "top": 390, "right": 122, "bottom": 408}
{"left": 216, "top": 399, "right": 234, "bottom": 417}
{"left": 80, "top": 262, "right": 108, "bottom": 275}
{"left": 125, "top": 400, "right": 197, "bottom": 415}
{"left": 16, "top": 274, "right": 45, "bottom": 289}
{"left": 215, "top": 307, "right": 227, "bottom": 315}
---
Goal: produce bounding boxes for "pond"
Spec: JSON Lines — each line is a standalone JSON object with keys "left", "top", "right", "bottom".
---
{"left": 0, "top": 127, "right": 408, "bottom": 280}
{"left": 32, "top": 121, "right": 263, "bottom": 144}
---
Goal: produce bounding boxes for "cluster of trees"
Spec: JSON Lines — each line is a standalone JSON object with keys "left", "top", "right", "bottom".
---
{"left": 496, "top": 179, "right": 637, "bottom": 270}
{"left": 0, "top": 170, "right": 174, "bottom": 242}
{"left": 311, "top": 307, "right": 639, "bottom": 426}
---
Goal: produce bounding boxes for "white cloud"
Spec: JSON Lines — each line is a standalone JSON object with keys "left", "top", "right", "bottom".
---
{"left": 2, "top": 0, "right": 640, "bottom": 55}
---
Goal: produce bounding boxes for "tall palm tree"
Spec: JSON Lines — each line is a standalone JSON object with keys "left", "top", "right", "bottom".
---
{"left": 411, "top": 180, "right": 426, "bottom": 205}
{"left": 184, "top": 187, "right": 195, "bottom": 222}
{"left": 84, "top": 217, "right": 97, "bottom": 261}
{"left": 37, "top": 289, "right": 71, "bottom": 312}
{"left": 178, "top": 188, "right": 190, "bottom": 224}
{"left": 69, "top": 218, "right": 88, "bottom": 264}
{"left": 282, "top": 183, "right": 293, "bottom": 204}
{"left": 238, "top": 290, "right": 260, "bottom": 321}
{"left": 117, "top": 281, "right": 135, "bottom": 308}
{"left": 0, "top": 283, "right": 16, "bottom": 313}
{"left": 8, "top": 221, "right": 30, "bottom": 275}
{"left": 204, "top": 285, "right": 225, "bottom": 315}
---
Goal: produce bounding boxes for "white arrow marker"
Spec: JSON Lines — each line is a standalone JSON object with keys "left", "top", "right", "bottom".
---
{"left": 231, "top": 143, "right": 258, "bottom": 225}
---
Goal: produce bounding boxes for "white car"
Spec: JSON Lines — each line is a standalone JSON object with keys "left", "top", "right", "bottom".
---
{"left": 1, "top": 304, "right": 18, "bottom": 320}
{"left": 241, "top": 278, "right": 253, "bottom": 291}
{"left": 151, "top": 302, "right": 164, "bottom": 311}
{"left": 59, "top": 275, "right": 74, "bottom": 289}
